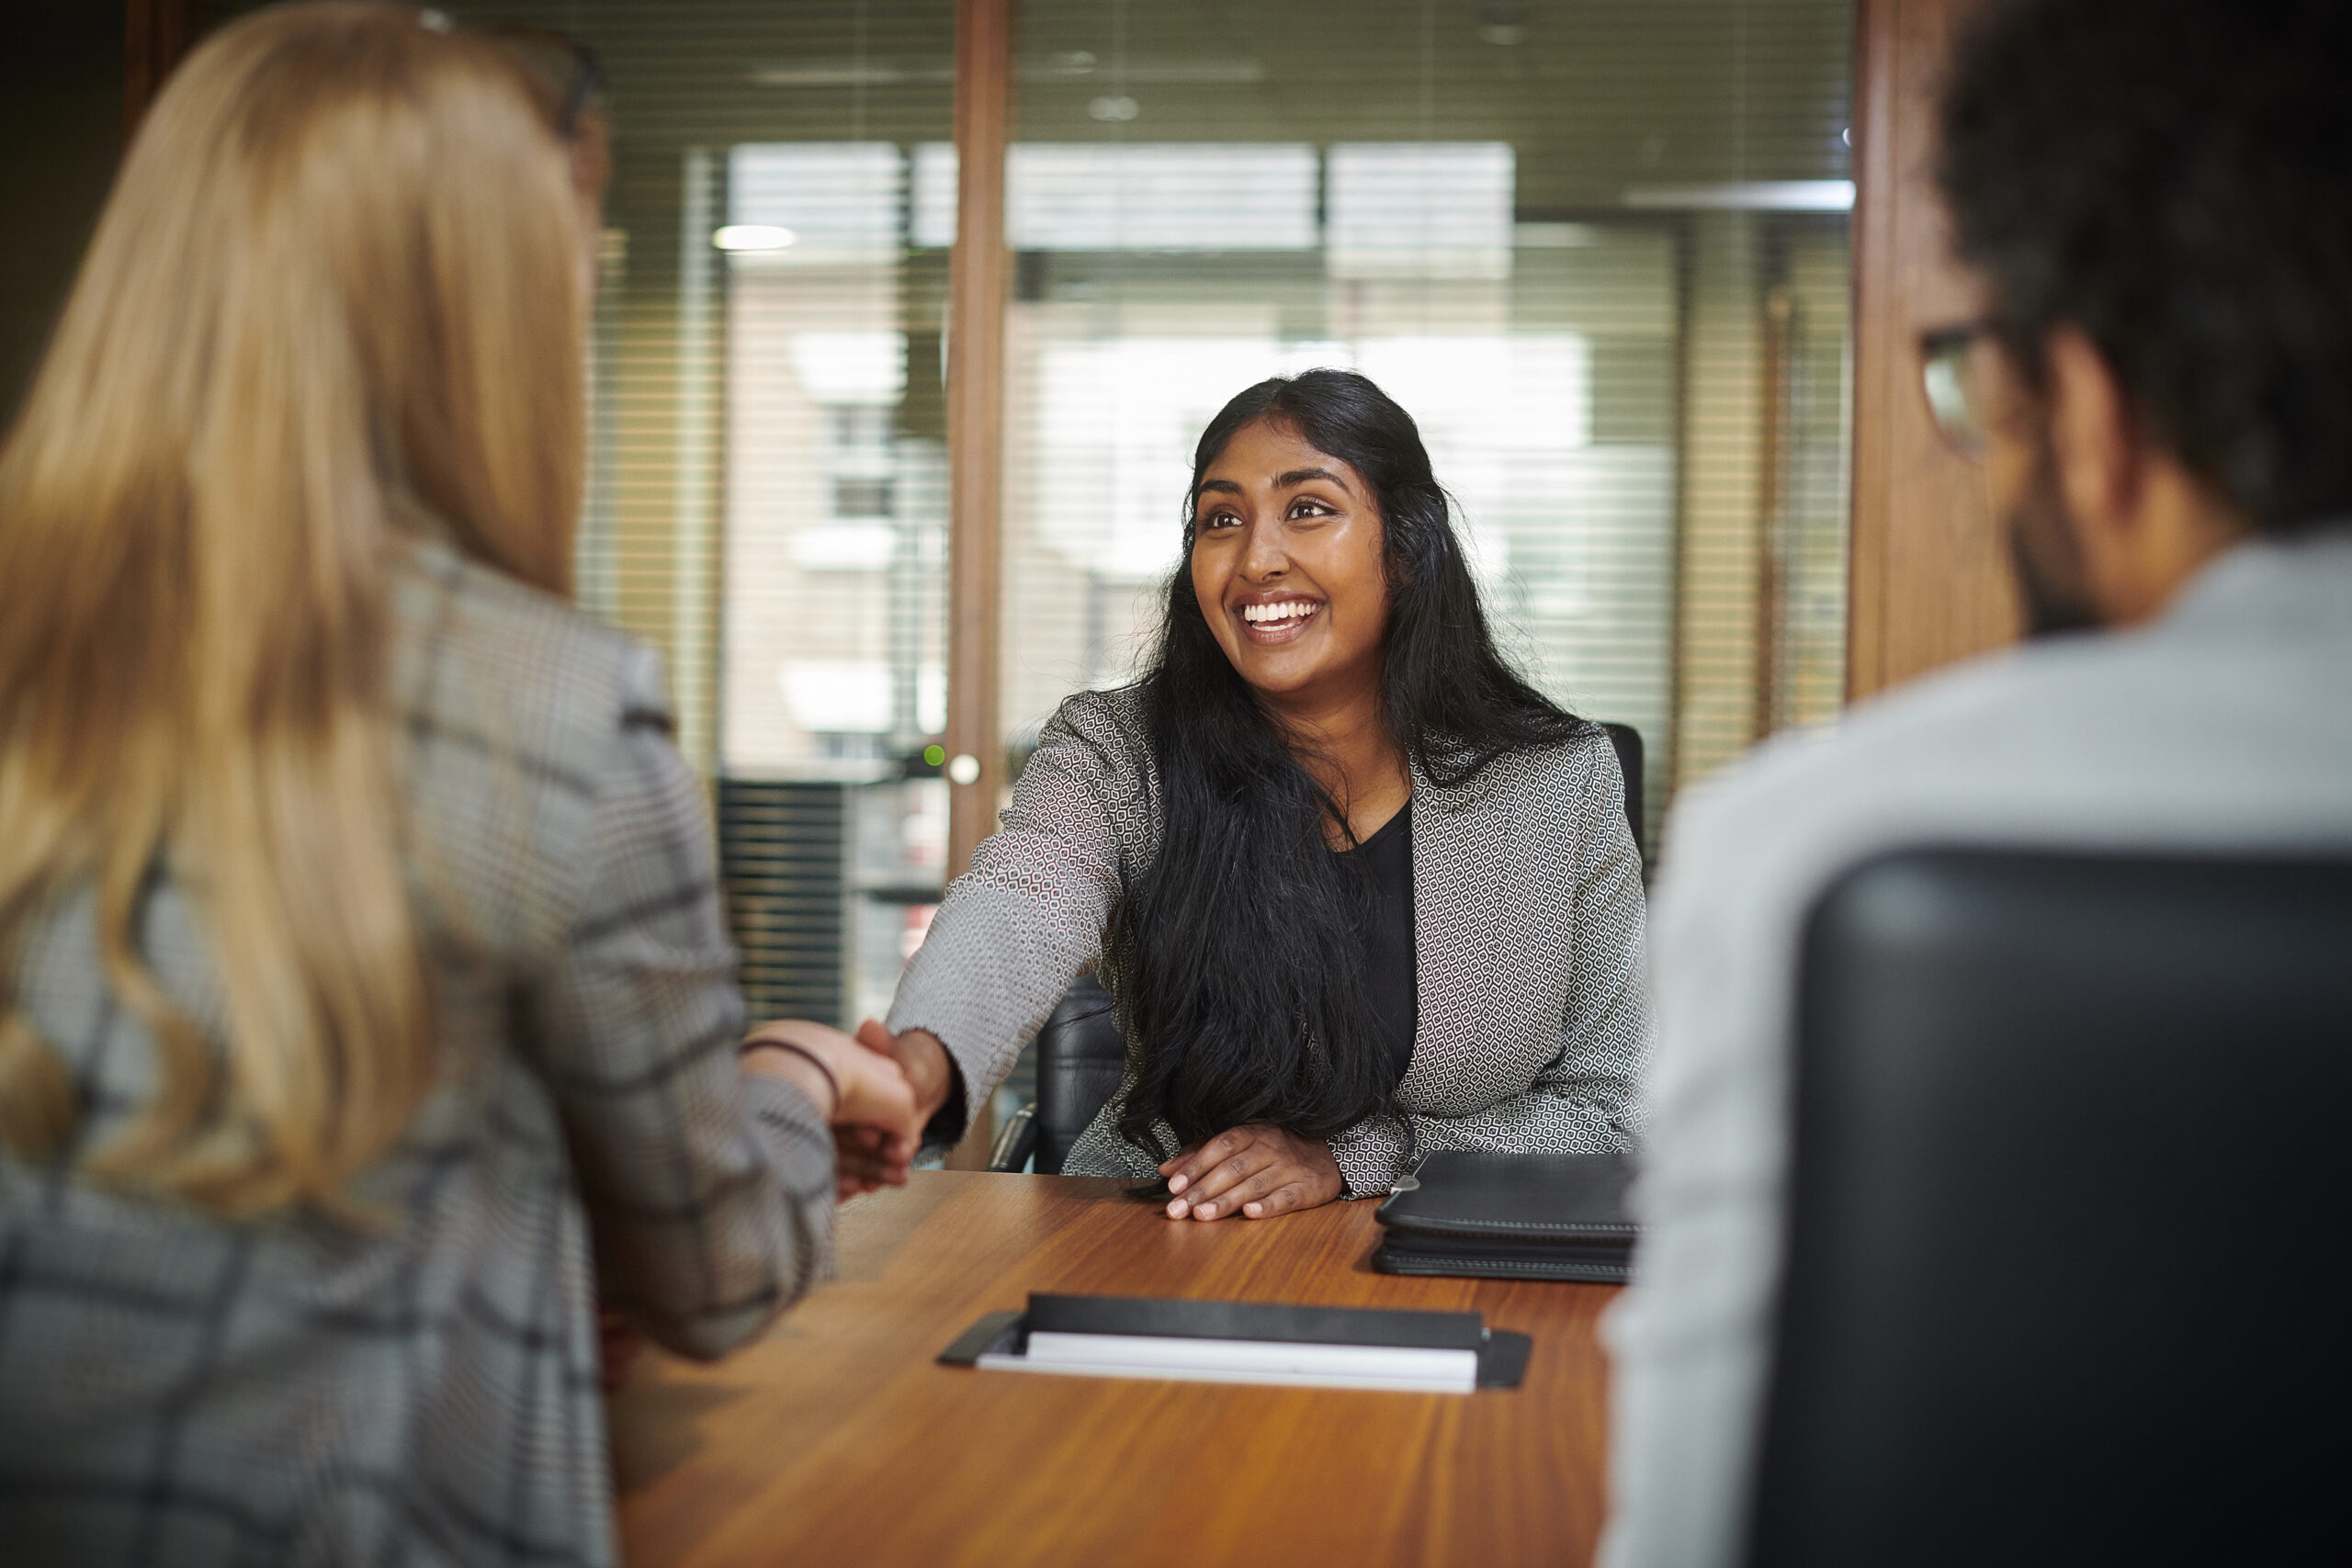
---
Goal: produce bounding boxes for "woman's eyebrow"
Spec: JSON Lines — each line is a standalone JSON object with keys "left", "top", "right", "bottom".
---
{"left": 1192, "top": 467, "right": 1348, "bottom": 501}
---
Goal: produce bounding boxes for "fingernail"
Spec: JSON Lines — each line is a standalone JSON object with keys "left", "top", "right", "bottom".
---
{"left": 1244, "top": 1203, "right": 1261, "bottom": 1216}
{"left": 1167, "top": 1199, "right": 1187, "bottom": 1217}
{"left": 1196, "top": 1203, "right": 1215, "bottom": 1219}
{"left": 1168, "top": 1174, "right": 1187, "bottom": 1193}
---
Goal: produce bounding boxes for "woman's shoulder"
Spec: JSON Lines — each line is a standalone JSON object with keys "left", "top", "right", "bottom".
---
{"left": 1421, "top": 721, "right": 1621, "bottom": 810}
{"left": 1046, "top": 682, "right": 1150, "bottom": 741}
{"left": 999, "top": 685, "right": 1162, "bottom": 857}
{"left": 389, "top": 539, "right": 703, "bottom": 964}
{"left": 1032, "top": 683, "right": 1157, "bottom": 780}
{"left": 389, "top": 537, "right": 673, "bottom": 777}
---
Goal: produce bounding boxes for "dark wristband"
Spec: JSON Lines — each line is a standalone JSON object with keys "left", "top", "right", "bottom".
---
{"left": 743, "top": 1039, "right": 840, "bottom": 1118}
{"left": 924, "top": 1055, "right": 970, "bottom": 1149}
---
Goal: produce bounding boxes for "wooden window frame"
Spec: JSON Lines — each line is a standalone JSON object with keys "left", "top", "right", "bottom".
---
{"left": 944, "top": 0, "right": 1013, "bottom": 886}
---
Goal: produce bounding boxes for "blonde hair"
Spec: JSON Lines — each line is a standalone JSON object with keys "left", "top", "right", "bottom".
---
{"left": 0, "top": 3, "right": 591, "bottom": 1214}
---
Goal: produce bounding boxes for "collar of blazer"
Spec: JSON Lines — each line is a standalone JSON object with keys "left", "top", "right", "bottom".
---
{"left": 1398, "top": 743, "right": 1522, "bottom": 1106}
{"left": 1406, "top": 739, "right": 1509, "bottom": 813}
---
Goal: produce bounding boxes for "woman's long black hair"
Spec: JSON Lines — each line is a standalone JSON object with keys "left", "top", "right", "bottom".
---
{"left": 1105, "top": 368, "right": 1589, "bottom": 1164}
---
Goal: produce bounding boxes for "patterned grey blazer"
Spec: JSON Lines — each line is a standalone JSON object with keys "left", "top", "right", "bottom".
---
{"left": 0, "top": 539, "right": 831, "bottom": 1568}
{"left": 888, "top": 685, "right": 1649, "bottom": 1194}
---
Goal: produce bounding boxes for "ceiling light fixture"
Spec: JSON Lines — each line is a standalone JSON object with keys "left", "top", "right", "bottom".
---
{"left": 713, "top": 224, "right": 797, "bottom": 252}
{"left": 1479, "top": 4, "right": 1528, "bottom": 45}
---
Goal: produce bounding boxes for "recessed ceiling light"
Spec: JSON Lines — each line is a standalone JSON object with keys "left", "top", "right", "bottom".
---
{"left": 713, "top": 224, "right": 797, "bottom": 252}
{"left": 1479, "top": 3, "right": 1527, "bottom": 44}
{"left": 1088, "top": 95, "right": 1140, "bottom": 122}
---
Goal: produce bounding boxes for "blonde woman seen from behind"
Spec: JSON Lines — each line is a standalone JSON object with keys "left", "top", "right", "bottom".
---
{"left": 0, "top": 6, "right": 916, "bottom": 1564}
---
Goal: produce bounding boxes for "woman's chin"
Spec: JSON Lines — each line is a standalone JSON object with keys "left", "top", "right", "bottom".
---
{"left": 1232, "top": 659, "right": 1363, "bottom": 709}
{"left": 1227, "top": 649, "right": 1313, "bottom": 692}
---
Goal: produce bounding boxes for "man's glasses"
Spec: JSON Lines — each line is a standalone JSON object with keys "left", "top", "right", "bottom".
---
{"left": 1918, "top": 321, "right": 1996, "bottom": 457}
{"left": 484, "top": 24, "right": 604, "bottom": 141}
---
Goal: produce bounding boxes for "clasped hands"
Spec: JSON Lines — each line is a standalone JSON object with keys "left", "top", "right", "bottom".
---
{"left": 738, "top": 1018, "right": 945, "bottom": 1201}
{"left": 608, "top": 1019, "right": 929, "bottom": 1391}
{"left": 740, "top": 1019, "right": 1346, "bottom": 1223}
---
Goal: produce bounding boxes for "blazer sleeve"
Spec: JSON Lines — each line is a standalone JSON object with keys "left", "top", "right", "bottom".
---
{"left": 886, "top": 693, "right": 1136, "bottom": 1145}
{"left": 1329, "top": 735, "right": 1651, "bottom": 1194}
{"left": 521, "top": 647, "right": 834, "bottom": 1361}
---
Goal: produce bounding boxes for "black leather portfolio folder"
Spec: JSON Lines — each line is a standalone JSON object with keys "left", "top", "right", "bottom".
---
{"left": 1372, "top": 1150, "right": 1639, "bottom": 1282}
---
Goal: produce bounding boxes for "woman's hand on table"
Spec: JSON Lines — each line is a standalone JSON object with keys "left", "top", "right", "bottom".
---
{"left": 1159, "top": 1124, "right": 1344, "bottom": 1221}
{"left": 740, "top": 1020, "right": 921, "bottom": 1200}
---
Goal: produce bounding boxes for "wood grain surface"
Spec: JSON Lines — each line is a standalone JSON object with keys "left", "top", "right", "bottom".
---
{"left": 611, "top": 1171, "right": 1619, "bottom": 1568}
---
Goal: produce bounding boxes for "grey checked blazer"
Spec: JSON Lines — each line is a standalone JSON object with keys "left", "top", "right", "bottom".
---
{"left": 888, "top": 686, "right": 1650, "bottom": 1194}
{"left": 0, "top": 539, "right": 831, "bottom": 1568}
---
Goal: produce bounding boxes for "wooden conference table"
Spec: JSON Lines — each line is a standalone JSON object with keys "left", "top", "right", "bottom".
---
{"left": 610, "top": 1170, "right": 1619, "bottom": 1567}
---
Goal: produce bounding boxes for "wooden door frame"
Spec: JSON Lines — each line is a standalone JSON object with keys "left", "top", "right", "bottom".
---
{"left": 944, "top": 0, "right": 1013, "bottom": 886}
{"left": 941, "top": 0, "right": 1015, "bottom": 1163}
{"left": 1846, "top": 0, "right": 2019, "bottom": 700}
{"left": 124, "top": 0, "right": 198, "bottom": 137}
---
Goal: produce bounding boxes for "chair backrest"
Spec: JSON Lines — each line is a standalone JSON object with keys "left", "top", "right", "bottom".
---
{"left": 1749, "top": 849, "right": 2352, "bottom": 1567}
{"left": 1032, "top": 972, "right": 1129, "bottom": 1174}
{"left": 1600, "top": 721, "right": 1645, "bottom": 863}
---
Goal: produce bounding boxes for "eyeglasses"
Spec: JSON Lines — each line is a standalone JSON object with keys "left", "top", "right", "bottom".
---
{"left": 486, "top": 25, "right": 604, "bottom": 140}
{"left": 421, "top": 12, "right": 605, "bottom": 141}
{"left": 1917, "top": 321, "right": 1996, "bottom": 457}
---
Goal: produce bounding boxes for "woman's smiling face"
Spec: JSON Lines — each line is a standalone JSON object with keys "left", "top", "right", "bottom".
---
{"left": 1189, "top": 417, "right": 1391, "bottom": 711}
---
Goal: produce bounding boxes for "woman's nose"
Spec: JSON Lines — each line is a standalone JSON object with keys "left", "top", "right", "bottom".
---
{"left": 1239, "top": 519, "right": 1289, "bottom": 579}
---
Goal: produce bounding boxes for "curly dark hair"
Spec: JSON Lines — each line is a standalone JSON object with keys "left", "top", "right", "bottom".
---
{"left": 1938, "top": 0, "right": 2352, "bottom": 534}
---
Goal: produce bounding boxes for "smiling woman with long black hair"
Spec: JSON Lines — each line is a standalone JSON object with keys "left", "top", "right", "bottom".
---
{"left": 841, "top": 368, "right": 1648, "bottom": 1216}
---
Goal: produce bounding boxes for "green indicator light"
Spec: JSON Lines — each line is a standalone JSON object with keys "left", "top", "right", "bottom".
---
{"left": 923, "top": 744, "right": 946, "bottom": 767}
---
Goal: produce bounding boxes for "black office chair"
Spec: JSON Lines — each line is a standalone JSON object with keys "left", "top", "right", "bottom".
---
{"left": 1748, "top": 849, "right": 2352, "bottom": 1567}
{"left": 988, "top": 972, "right": 1126, "bottom": 1174}
{"left": 1600, "top": 721, "right": 1645, "bottom": 863}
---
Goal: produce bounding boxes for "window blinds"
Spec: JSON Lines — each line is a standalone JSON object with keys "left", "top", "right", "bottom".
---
{"left": 211, "top": 0, "right": 1855, "bottom": 1032}
{"left": 1000, "top": 0, "right": 1856, "bottom": 855}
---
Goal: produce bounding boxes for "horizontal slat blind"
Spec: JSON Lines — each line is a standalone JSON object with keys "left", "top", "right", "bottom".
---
{"left": 207, "top": 0, "right": 1854, "bottom": 1031}
{"left": 1000, "top": 0, "right": 1855, "bottom": 851}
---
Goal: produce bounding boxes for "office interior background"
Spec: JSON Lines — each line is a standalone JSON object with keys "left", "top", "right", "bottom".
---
{"left": 13, "top": 0, "right": 1973, "bottom": 1151}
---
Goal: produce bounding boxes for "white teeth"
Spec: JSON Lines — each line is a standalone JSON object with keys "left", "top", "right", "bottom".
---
{"left": 1243, "top": 601, "right": 1316, "bottom": 625}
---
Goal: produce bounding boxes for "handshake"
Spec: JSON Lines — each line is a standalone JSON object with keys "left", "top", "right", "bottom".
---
{"left": 739, "top": 1018, "right": 959, "bottom": 1200}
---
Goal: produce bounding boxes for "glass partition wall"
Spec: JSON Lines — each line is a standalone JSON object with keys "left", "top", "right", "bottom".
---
{"left": 214, "top": 1, "right": 1854, "bottom": 1110}
{"left": 999, "top": 0, "right": 1855, "bottom": 857}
